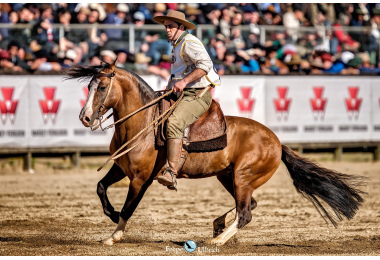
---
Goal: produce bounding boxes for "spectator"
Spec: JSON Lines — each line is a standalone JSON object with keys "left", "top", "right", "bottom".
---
{"left": 237, "top": 49, "right": 260, "bottom": 73}
{"left": 259, "top": 7, "right": 275, "bottom": 25}
{"left": 87, "top": 8, "right": 107, "bottom": 58}
{"left": 29, "top": 49, "right": 61, "bottom": 72}
{"left": 310, "top": 4, "right": 335, "bottom": 26}
{"left": 17, "top": 6, "right": 36, "bottom": 49}
{"left": 350, "top": 8, "right": 371, "bottom": 52}
{"left": 310, "top": 57, "right": 325, "bottom": 74}
{"left": 369, "top": 8, "right": 380, "bottom": 63}
{"left": 0, "top": 5, "right": 10, "bottom": 49}
{"left": 223, "top": 50, "right": 242, "bottom": 74}
{"left": 60, "top": 49, "right": 78, "bottom": 68}
{"left": 7, "top": 40, "right": 29, "bottom": 71}
{"left": 185, "top": 5, "right": 202, "bottom": 30}
{"left": 341, "top": 56, "right": 362, "bottom": 75}
{"left": 203, "top": 4, "right": 220, "bottom": 26}
{"left": 114, "top": 48, "right": 135, "bottom": 71}
{"left": 132, "top": 11, "right": 148, "bottom": 54}
{"left": 100, "top": 50, "right": 117, "bottom": 64}
{"left": 143, "top": 13, "right": 171, "bottom": 65}
{"left": 148, "top": 54, "right": 171, "bottom": 80}
{"left": 134, "top": 52, "right": 152, "bottom": 74}
{"left": 89, "top": 54, "right": 102, "bottom": 66}
{"left": 228, "top": 11, "right": 245, "bottom": 50}
{"left": 103, "top": 3, "right": 129, "bottom": 50}
{"left": 68, "top": 6, "right": 90, "bottom": 60}
{"left": 358, "top": 52, "right": 380, "bottom": 74}
{"left": 0, "top": 49, "right": 23, "bottom": 72}
{"left": 241, "top": 4, "right": 257, "bottom": 25}
{"left": 331, "top": 15, "right": 361, "bottom": 53}
{"left": 32, "top": 15, "right": 59, "bottom": 55}
{"left": 283, "top": 6, "right": 306, "bottom": 43}
{"left": 261, "top": 46, "right": 289, "bottom": 74}
{"left": 317, "top": 52, "right": 345, "bottom": 74}
{"left": 218, "top": 7, "right": 232, "bottom": 40}
{"left": 212, "top": 38, "right": 227, "bottom": 62}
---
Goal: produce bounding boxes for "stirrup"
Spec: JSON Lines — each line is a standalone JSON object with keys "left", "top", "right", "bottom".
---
{"left": 167, "top": 180, "right": 177, "bottom": 192}
{"left": 157, "top": 170, "right": 177, "bottom": 189}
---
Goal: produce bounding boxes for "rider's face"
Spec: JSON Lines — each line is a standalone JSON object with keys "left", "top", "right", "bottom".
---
{"left": 164, "top": 20, "right": 183, "bottom": 42}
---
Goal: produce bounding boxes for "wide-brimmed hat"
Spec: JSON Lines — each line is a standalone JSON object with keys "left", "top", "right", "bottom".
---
{"left": 320, "top": 53, "right": 334, "bottom": 62}
{"left": 116, "top": 3, "right": 129, "bottom": 13}
{"left": 286, "top": 54, "right": 302, "bottom": 65}
{"left": 135, "top": 53, "right": 152, "bottom": 64}
{"left": 154, "top": 3, "right": 167, "bottom": 13}
{"left": 310, "top": 59, "right": 324, "bottom": 68}
{"left": 153, "top": 10, "right": 196, "bottom": 30}
{"left": 186, "top": 5, "right": 202, "bottom": 16}
{"left": 100, "top": 50, "right": 117, "bottom": 60}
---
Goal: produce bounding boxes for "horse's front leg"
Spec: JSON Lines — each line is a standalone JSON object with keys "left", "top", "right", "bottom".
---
{"left": 97, "top": 163, "right": 126, "bottom": 223}
{"left": 101, "top": 173, "right": 154, "bottom": 245}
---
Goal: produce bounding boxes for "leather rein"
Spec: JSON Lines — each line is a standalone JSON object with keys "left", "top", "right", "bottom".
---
{"left": 91, "top": 71, "right": 174, "bottom": 132}
{"left": 88, "top": 70, "right": 183, "bottom": 171}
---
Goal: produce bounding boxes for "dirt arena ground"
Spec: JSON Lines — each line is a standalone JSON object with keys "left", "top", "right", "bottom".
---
{"left": 0, "top": 154, "right": 379, "bottom": 256}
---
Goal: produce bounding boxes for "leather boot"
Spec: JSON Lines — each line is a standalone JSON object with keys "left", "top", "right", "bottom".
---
{"left": 157, "top": 138, "right": 184, "bottom": 190}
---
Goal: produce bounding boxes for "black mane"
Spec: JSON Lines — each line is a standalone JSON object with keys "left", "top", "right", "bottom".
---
{"left": 63, "top": 63, "right": 158, "bottom": 104}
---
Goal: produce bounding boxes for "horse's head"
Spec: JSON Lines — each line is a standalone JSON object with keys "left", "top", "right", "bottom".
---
{"left": 65, "top": 59, "right": 156, "bottom": 128}
{"left": 78, "top": 60, "right": 120, "bottom": 127}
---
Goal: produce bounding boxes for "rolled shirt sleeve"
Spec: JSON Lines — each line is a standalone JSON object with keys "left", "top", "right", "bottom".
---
{"left": 183, "top": 40, "right": 212, "bottom": 74}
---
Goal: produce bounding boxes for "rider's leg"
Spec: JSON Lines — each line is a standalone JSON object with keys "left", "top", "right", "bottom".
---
{"left": 157, "top": 88, "right": 212, "bottom": 189}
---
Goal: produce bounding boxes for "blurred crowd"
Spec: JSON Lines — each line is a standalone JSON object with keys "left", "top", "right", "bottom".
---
{"left": 1, "top": 3, "right": 380, "bottom": 77}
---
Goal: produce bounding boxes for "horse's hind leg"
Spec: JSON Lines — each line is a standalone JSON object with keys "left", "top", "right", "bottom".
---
{"left": 97, "top": 163, "right": 126, "bottom": 224}
{"left": 210, "top": 165, "right": 277, "bottom": 246}
{"left": 213, "top": 173, "right": 257, "bottom": 238}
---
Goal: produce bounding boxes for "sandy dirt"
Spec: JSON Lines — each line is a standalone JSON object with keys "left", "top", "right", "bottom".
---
{"left": 0, "top": 154, "right": 379, "bottom": 256}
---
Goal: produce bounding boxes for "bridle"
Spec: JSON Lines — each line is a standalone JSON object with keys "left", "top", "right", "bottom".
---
{"left": 90, "top": 69, "right": 116, "bottom": 131}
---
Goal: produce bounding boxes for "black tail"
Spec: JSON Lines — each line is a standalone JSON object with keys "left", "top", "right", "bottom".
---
{"left": 281, "top": 145, "right": 367, "bottom": 227}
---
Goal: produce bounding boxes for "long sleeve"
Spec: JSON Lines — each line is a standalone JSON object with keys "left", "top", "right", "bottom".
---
{"left": 183, "top": 40, "right": 212, "bottom": 74}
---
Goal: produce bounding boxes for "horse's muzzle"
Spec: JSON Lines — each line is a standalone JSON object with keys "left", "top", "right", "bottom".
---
{"left": 79, "top": 108, "right": 97, "bottom": 127}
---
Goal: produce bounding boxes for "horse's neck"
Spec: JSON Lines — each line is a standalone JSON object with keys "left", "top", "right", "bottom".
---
{"left": 113, "top": 78, "right": 156, "bottom": 143}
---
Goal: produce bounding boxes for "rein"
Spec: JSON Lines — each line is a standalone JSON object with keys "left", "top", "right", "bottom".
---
{"left": 97, "top": 90, "right": 184, "bottom": 171}
{"left": 92, "top": 88, "right": 174, "bottom": 131}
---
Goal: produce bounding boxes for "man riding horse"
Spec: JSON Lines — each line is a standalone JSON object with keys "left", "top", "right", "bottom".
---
{"left": 153, "top": 10, "right": 221, "bottom": 190}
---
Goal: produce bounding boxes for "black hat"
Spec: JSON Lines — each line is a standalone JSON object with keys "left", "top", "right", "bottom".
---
{"left": 7, "top": 40, "right": 20, "bottom": 50}
{"left": 114, "top": 48, "right": 128, "bottom": 55}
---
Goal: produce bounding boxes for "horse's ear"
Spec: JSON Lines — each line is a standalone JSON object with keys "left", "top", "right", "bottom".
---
{"left": 110, "top": 58, "right": 118, "bottom": 70}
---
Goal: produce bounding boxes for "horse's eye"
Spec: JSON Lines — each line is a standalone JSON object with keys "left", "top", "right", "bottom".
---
{"left": 98, "top": 85, "right": 107, "bottom": 91}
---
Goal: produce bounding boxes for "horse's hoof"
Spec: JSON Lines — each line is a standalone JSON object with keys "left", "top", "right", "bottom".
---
{"left": 101, "top": 237, "right": 115, "bottom": 246}
{"left": 206, "top": 238, "right": 226, "bottom": 246}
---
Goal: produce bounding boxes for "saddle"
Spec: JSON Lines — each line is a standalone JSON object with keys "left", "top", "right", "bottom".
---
{"left": 155, "top": 92, "right": 227, "bottom": 153}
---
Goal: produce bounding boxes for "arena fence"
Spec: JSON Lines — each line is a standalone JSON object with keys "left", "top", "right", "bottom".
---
{"left": 0, "top": 24, "right": 379, "bottom": 62}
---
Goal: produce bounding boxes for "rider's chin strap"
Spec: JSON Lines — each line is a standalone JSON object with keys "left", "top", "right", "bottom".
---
{"left": 169, "top": 24, "right": 183, "bottom": 46}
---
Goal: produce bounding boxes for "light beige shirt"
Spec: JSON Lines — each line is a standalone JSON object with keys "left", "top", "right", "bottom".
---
{"left": 169, "top": 32, "right": 221, "bottom": 89}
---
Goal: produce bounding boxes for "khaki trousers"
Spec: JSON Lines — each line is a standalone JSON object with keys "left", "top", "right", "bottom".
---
{"left": 166, "top": 88, "right": 212, "bottom": 139}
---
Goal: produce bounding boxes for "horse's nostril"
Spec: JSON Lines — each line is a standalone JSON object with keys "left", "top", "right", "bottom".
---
{"left": 85, "top": 116, "right": 91, "bottom": 122}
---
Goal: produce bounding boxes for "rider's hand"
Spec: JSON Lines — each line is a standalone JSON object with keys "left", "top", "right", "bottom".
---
{"left": 172, "top": 80, "right": 186, "bottom": 93}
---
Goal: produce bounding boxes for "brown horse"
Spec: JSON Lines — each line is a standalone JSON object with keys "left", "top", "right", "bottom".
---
{"left": 65, "top": 60, "right": 366, "bottom": 246}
